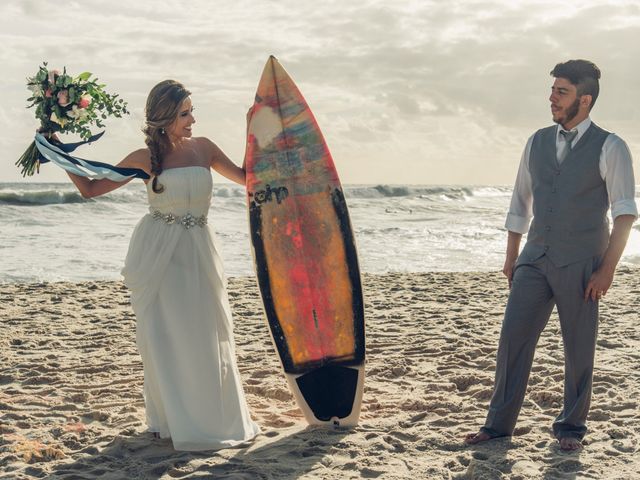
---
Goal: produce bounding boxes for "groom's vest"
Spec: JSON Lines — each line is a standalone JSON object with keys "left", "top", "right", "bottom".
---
{"left": 519, "top": 123, "right": 611, "bottom": 267}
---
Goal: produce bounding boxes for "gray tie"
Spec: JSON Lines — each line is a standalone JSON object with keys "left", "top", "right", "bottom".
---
{"left": 559, "top": 129, "right": 578, "bottom": 163}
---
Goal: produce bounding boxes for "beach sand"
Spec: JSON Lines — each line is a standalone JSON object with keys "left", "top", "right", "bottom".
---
{"left": 1, "top": 270, "right": 639, "bottom": 479}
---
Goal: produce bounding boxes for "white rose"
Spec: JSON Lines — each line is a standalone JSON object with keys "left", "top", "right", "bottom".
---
{"left": 67, "top": 105, "right": 89, "bottom": 121}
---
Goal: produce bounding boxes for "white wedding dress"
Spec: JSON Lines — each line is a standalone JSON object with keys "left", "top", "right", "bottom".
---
{"left": 121, "top": 166, "right": 260, "bottom": 451}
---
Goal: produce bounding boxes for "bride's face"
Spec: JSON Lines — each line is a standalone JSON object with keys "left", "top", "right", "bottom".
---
{"left": 167, "top": 97, "right": 195, "bottom": 140}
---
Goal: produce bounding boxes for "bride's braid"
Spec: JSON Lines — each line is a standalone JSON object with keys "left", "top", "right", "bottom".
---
{"left": 143, "top": 80, "right": 192, "bottom": 193}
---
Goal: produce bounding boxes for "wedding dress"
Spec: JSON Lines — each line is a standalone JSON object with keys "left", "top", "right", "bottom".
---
{"left": 121, "top": 166, "right": 260, "bottom": 451}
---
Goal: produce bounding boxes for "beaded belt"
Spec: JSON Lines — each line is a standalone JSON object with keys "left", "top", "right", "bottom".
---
{"left": 151, "top": 210, "right": 207, "bottom": 229}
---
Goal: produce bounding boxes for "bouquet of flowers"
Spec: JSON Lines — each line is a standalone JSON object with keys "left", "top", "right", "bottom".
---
{"left": 16, "top": 63, "right": 129, "bottom": 176}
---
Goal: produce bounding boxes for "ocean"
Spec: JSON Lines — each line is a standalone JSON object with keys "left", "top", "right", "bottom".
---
{"left": 1, "top": 182, "right": 639, "bottom": 283}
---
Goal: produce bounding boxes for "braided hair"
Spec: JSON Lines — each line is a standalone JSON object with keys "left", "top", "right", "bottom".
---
{"left": 143, "top": 80, "right": 192, "bottom": 193}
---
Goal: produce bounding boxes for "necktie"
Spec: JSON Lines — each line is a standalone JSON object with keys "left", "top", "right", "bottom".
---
{"left": 558, "top": 129, "right": 578, "bottom": 163}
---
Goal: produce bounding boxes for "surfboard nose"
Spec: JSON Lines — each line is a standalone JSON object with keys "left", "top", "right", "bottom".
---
{"left": 256, "top": 55, "right": 296, "bottom": 98}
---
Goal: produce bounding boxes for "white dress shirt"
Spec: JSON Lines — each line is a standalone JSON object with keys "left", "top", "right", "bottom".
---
{"left": 506, "top": 117, "right": 638, "bottom": 234}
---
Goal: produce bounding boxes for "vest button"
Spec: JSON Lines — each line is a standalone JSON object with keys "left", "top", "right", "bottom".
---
{"left": 545, "top": 225, "right": 551, "bottom": 231}
{"left": 555, "top": 170, "right": 561, "bottom": 176}
{"left": 551, "top": 188, "right": 557, "bottom": 193}
{"left": 544, "top": 246, "right": 549, "bottom": 251}
{"left": 547, "top": 207, "right": 553, "bottom": 212}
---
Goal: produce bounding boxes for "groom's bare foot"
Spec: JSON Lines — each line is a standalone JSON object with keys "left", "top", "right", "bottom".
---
{"left": 559, "top": 437, "right": 582, "bottom": 451}
{"left": 464, "top": 431, "right": 492, "bottom": 445}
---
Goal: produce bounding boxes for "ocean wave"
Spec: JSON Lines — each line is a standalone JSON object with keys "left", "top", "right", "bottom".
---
{"left": 0, "top": 190, "right": 87, "bottom": 205}
{"left": 471, "top": 186, "right": 513, "bottom": 197}
{"left": 345, "top": 185, "right": 475, "bottom": 200}
{"left": 0, "top": 184, "right": 501, "bottom": 205}
{"left": 212, "top": 184, "right": 507, "bottom": 200}
{"left": 212, "top": 186, "right": 246, "bottom": 198}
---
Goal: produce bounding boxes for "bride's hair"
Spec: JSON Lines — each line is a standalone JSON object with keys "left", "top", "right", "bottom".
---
{"left": 143, "top": 80, "right": 192, "bottom": 193}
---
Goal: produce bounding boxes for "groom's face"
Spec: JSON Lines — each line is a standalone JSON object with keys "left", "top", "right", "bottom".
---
{"left": 549, "top": 76, "right": 592, "bottom": 129}
{"left": 549, "top": 77, "right": 580, "bottom": 126}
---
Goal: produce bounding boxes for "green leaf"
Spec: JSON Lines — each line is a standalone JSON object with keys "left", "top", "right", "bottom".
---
{"left": 77, "top": 71, "right": 92, "bottom": 81}
{"left": 36, "top": 69, "right": 47, "bottom": 82}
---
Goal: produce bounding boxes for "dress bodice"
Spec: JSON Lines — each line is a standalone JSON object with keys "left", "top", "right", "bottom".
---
{"left": 146, "top": 166, "right": 212, "bottom": 217}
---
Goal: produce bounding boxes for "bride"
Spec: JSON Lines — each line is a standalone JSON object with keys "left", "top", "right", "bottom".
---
{"left": 65, "top": 80, "right": 260, "bottom": 451}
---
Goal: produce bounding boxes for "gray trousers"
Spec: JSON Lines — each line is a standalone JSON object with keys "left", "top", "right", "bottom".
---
{"left": 481, "top": 254, "right": 600, "bottom": 440}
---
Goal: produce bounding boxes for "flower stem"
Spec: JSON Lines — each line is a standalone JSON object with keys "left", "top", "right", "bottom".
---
{"left": 15, "top": 141, "right": 40, "bottom": 177}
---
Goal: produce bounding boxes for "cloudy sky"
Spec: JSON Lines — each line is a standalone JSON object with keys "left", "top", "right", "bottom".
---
{"left": 1, "top": 0, "right": 639, "bottom": 185}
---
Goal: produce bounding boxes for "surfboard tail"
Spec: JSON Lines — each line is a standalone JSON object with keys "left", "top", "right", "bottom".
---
{"left": 286, "top": 365, "right": 365, "bottom": 427}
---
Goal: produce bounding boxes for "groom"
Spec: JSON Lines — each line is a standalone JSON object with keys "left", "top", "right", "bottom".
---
{"left": 465, "top": 59, "right": 637, "bottom": 451}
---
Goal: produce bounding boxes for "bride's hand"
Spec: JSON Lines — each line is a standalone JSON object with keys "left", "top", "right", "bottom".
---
{"left": 36, "top": 129, "right": 60, "bottom": 142}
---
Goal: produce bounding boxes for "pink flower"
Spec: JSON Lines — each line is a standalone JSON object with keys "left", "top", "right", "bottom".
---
{"left": 78, "top": 94, "right": 91, "bottom": 109}
{"left": 45, "top": 88, "right": 53, "bottom": 98}
{"left": 48, "top": 69, "right": 60, "bottom": 84}
{"left": 57, "top": 90, "right": 70, "bottom": 107}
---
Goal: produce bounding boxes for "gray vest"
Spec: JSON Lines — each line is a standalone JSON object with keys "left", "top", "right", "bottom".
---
{"left": 518, "top": 123, "right": 611, "bottom": 267}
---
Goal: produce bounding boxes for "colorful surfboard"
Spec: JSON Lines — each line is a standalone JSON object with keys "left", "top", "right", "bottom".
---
{"left": 244, "top": 56, "right": 365, "bottom": 426}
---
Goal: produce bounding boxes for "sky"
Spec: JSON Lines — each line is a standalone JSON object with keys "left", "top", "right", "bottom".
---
{"left": 1, "top": 0, "right": 639, "bottom": 185}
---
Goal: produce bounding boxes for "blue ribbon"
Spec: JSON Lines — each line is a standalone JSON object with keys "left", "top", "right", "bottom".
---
{"left": 35, "top": 133, "right": 149, "bottom": 181}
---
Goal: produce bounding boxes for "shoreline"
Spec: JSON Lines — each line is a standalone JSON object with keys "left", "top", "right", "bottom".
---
{"left": 2, "top": 270, "right": 639, "bottom": 479}
{"left": 3, "top": 262, "right": 640, "bottom": 285}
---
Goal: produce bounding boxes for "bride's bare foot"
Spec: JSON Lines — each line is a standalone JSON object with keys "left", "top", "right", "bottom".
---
{"left": 559, "top": 437, "right": 582, "bottom": 451}
{"left": 464, "top": 431, "right": 492, "bottom": 445}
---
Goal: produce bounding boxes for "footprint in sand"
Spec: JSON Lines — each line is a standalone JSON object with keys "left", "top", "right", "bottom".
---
{"left": 552, "top": 459, "right": 582, "bottom": 473}
{"left": 513, "top": 425, "right": 531, "bottom": 436}
{"left": 611, "top": 439, "right": 636, "bottom": 453}
{"left": 450, "top": 374, "right": 483, "bottom": 392}
{"left": 471, "top": 388, "right": 493, "bottom": 401}
{"left": 471, "top": 451, "right": 489, "bottom": 460}
{"left": 404, "top": 412, "right": 427, "bottom": 424}
{"left": 589, "top": 409, "right": 610, "bottom": 421}
{"left": 360, "top": 466, "right": 385, "bottom": 478}
{"left": 529, "top": 390, "right": 562, "bottom": 408}
{"left": 512, "top": 459, "right": 542, "bottom": 477}
{"left": 606, "top": 427, "right": 626, "bottom": 439}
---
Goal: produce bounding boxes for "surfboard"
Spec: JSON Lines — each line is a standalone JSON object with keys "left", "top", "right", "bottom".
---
{"left": 244, "top": 56, "right": 365, "bottom": 427}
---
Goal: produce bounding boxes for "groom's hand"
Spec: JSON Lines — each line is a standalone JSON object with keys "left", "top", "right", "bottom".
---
{"left": 502, "top": 255, "right": 517, "bottom": 288}
{"left": 584, "top": 267, "right": 614, "bottom": 302}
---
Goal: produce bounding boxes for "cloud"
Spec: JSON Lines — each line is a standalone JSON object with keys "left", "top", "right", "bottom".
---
{"left": 1, "top": 0, "right": 639, "bottom": 184}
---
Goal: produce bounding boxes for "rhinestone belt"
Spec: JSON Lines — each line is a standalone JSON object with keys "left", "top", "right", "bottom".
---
{"left": 151, "top": 210, "right": 207, "bottom": 229}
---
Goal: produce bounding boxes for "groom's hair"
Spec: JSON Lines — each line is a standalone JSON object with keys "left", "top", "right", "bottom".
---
{"left": 550, "top": 59, "right": 601, "bottom": 110}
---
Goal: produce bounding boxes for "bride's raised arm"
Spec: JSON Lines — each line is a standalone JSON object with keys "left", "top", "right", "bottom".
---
{"left": 201, "top": 137, "right": 246, "bottom": 186}
{"left": 67, "top": 148, "right": 150, "bottom": 199}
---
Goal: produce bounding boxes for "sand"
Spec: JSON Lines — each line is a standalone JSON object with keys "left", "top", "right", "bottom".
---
{"left": 1, "top": 270, "right": 639, "bottom": 479}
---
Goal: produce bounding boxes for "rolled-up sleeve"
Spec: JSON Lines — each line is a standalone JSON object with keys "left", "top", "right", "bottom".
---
{"left": 601, "top": 134, "right": 638, "bottom": 220}
{"left": 505, "top": 136, "right": 534, "bottom": 234}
